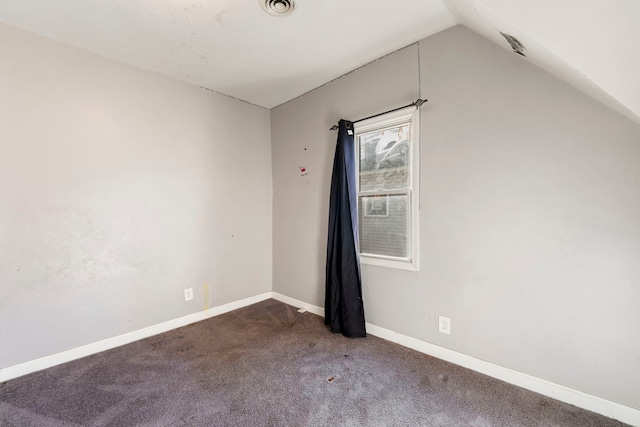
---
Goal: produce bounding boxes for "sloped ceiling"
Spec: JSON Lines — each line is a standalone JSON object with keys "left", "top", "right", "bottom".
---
{"left": 0, "top": 0, "right": 638, "bottom": 122}
{"left": 446, "top": 0, "right": 640, "bottom": 124}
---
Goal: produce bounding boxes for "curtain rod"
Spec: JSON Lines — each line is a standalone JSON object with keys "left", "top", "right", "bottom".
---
{"left": 329, "top": 98, "right": 426, "bottom": 131}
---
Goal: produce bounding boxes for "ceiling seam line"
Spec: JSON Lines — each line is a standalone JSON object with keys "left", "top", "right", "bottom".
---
{"left": 200, "top": 86, "right": 268, "bottom": 110}
{"left": 270, "top": 42, "right": 420, "bottom": 110}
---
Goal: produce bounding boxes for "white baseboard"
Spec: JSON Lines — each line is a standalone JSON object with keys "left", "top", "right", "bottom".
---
{"left": 3, "top": 291, "right": 638, "bottom": 426}
{"left": 0, "top": 292, "right": 272, "bottom": 383}
{"left": 271, "top": 292, "right": 325, "bottom": 317}
{"left": 271, "top": 292, "right": 640, "bottom": 427}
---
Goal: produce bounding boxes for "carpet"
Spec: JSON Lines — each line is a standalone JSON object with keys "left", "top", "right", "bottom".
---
{"left": 0, "top": 299, "right": 628, "bottom": 426}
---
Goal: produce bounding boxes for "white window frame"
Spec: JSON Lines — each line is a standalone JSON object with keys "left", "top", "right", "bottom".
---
{"left": 354, "top": 106, "right": 419, "bottom": 271}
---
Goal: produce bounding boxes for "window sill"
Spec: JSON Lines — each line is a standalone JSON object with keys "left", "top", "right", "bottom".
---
{"left": 360, "top": 255, "right": 419, "bottom": 271}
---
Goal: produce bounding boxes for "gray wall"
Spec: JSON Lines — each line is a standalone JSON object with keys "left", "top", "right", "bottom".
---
{"left": 271, "top": 26, "right": 640, "bottom": 409}
{"left": 0, "top": 23, "right": 273, "bottom": 368}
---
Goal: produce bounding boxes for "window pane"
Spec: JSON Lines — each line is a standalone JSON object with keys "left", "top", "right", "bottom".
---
{"left": 358, "top": 194, "right": 408, "bottom": 258}
{"left": 359, "top": 123, "right": 410, "bottom": 192}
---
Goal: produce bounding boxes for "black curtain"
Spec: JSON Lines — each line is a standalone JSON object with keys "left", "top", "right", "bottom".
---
{"left": 324, "top": 119, "right": 366, "bottom": 338}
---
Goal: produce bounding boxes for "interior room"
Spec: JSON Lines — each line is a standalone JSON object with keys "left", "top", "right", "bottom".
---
{"left": 1, "top": 1, "right": 639, "bottom": 425}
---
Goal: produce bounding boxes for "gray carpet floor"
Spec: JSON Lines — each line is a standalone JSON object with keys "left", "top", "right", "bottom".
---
{"left": 0, "top": 299, "right": 628, "bottom": 426}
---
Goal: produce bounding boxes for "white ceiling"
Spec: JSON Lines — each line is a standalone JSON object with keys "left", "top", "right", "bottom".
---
{"left": 0, "top": 0, "right": 455, "bottom": 108}
{"left": 0, "top": 0, "right": 638, "bottom": 121}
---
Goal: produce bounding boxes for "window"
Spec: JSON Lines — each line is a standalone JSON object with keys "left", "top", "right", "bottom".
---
{"left": 355, "top": 106, "right": 419, "bottom": 270}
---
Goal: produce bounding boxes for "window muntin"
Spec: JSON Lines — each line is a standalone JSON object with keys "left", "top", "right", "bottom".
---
{"left": 354, "top": 107, "right": 419, "bottom": 270}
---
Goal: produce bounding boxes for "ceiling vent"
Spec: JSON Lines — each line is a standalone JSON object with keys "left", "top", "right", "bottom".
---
{"left": 500, "top": 32, "right": 526, "bottom": 57}
{"left": 261, "top": 0, "right": 296, "bottom": 17}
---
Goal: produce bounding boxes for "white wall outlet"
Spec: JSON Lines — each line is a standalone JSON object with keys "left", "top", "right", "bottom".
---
{"left": 438, "top": 316, "right": 451, "bottom": 335}
{"left": 184, "top": 287, "right": 193, "bottom": 302}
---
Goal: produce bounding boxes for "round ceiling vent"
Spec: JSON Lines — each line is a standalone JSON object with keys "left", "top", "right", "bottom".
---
{"left": 261, "top": 0, "right": 296, "bottom": 17}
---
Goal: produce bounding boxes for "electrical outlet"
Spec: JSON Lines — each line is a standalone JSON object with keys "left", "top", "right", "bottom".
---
{"left": 438, "top": 316, "right": 451, "bottom": 335}
{"left": 184, "top": 288, "right": 193, "bottom": 302}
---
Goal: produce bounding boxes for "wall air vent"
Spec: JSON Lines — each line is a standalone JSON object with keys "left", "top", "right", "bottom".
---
{"left": 500, "top": 32, "right": 526, "bottom": 57}
{"left": 261, "top": 0, "right": 296, "bottom": 17}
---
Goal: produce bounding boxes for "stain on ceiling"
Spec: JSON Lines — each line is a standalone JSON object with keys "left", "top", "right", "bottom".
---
{"left": 0, "top": 0, "right": 638, "bottom": 122}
